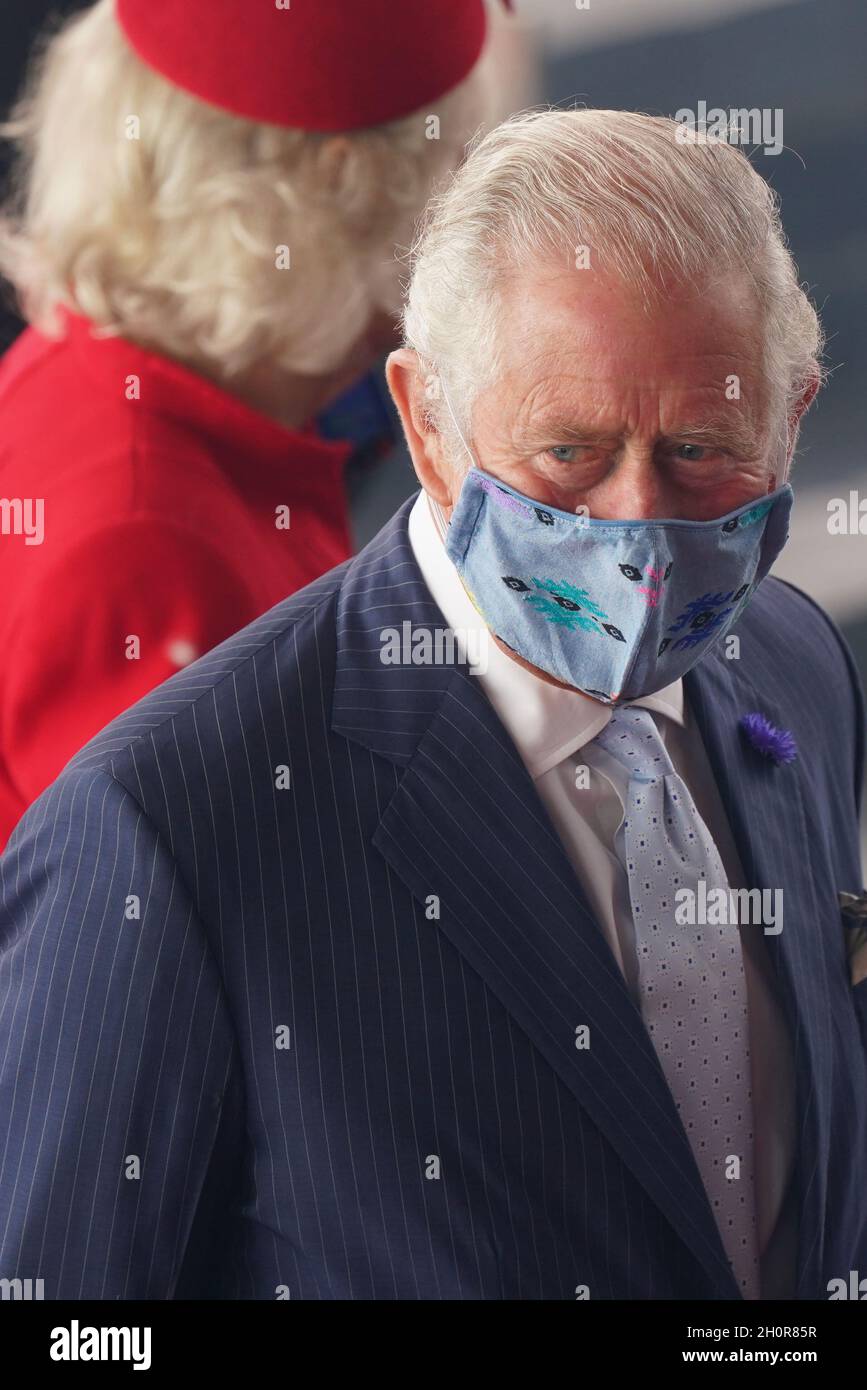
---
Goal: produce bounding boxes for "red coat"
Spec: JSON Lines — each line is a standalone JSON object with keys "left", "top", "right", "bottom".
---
{"left": 0, "top": 310, "right": 353, "bottom": 847}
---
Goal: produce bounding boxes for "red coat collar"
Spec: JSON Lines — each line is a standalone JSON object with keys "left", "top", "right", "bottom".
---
{"left": 60, "top": 307, "right": 352, "bottom": 480}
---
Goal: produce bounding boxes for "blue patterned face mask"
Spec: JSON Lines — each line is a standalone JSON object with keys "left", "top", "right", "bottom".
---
{"left": 442, "top": 466, "right": 793, "bottom": 702}
{"left": 434, "top": 383, "right": 793, "bottom": 703}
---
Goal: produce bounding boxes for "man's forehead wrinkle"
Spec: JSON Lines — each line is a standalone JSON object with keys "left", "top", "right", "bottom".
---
{"left": 482, "top": 275, "right": 771, "bottom": 454}
{"left": 509, "top": 391, "right": 613, "bottom": 452}
{"left": 520, "top": 404, "right": 762, "bottom": 443}
{"left": 507, "top": 371, "right": 599, "bottom": 431}
{"left": 507, "top": 370, "right": 762, "bottom": 418}
{"left": 503, "top": 379, "right": 764, "bottom": 453}
{"left": 501, "top": 355, "right": 767, "bottom": 410}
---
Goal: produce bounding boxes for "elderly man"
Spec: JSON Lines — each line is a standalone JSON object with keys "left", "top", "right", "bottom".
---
{"left": 1, "top": 109, "right": 865, "bottom": 1302}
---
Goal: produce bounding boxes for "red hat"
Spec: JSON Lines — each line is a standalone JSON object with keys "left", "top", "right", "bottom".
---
{"left": 115, "top": 0, "right": 489, "bottom": 133}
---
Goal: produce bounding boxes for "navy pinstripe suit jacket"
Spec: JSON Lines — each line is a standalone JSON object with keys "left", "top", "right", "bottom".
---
{"left": 2, "top": 493, "right": 866, "bottom": 1300}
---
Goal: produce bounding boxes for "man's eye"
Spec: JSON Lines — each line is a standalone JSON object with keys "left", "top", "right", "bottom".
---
{"left": 547, "top": 445, "right": 580, "bottom": 462}
{"left": 674, "top": 443, "right": 709, "bottom": 461}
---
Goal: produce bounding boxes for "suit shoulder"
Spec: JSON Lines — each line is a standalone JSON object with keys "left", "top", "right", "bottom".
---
{"left": 741, "top": 575, "right": 860, "bottom": 677}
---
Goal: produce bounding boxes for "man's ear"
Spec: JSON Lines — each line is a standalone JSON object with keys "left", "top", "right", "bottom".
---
{"left": 385, "top": 348, "right": 455, "bottom": 507}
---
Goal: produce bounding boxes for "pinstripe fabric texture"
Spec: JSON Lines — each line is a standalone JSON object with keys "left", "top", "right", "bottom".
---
{"left": 1, "top": 492, "right": 866, "bottom": 1300}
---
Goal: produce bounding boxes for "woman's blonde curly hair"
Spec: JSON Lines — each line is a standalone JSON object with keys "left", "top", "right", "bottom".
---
{"left": 0, "top": 0, "right": 488, "bottom": 379}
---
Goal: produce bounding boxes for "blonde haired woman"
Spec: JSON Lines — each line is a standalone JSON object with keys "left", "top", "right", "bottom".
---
{"left": 0, "top": 0, "right": 495, "bottom": 846}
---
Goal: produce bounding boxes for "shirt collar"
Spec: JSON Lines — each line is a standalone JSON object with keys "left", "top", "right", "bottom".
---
{"left": 407, "top": 488, "right": 685, "bottom": 780}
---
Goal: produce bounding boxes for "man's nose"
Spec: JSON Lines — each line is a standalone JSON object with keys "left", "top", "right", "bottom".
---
{"left": 588, "top": 449, "right": 664, "bottom": 521}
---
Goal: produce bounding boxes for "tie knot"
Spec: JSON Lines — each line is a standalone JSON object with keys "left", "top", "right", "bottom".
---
{"left": 592, "top": 705, "right": 675, "bottom": 783}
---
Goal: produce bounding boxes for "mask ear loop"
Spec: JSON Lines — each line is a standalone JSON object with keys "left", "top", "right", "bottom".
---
{"left": 427, "top": 374, "right": 477, "bottom": 542}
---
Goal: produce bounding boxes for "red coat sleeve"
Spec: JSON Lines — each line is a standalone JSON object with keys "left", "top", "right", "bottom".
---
{"left": 1, "top": 516, "right": 266, "bottom": 835}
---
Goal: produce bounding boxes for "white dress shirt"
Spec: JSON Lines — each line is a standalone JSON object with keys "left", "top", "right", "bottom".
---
{"left": 407, "top": 487, "right": 798, "bottom": 1299}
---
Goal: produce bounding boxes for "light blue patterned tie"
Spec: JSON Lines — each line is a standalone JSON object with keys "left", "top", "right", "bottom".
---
{"left": 593, "top": 704, "right": 760, "bottom": 1299}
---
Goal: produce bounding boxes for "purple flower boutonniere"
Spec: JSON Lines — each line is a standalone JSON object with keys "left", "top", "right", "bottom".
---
{"left": 739, "top": 712, "right": 798, "bottom": 765}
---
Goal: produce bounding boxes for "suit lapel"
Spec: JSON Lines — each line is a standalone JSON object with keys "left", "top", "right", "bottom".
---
{"left": 687, "top": 646, "right": 832, "bottom": 1297}
{"left": 333, "top": 499, "right": 741, "bottom": 1297}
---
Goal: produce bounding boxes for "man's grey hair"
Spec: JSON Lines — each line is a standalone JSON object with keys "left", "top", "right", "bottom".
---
{"left": 402, "top": 108, "right": 823, "bottom": 466}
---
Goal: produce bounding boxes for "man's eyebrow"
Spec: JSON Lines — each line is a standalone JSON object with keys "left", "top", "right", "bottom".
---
{"left": 663, "top": 417, "right": 763, "bottom": 454}
{"left": 512, "top": 414, "right": 762, "bottom": 455}
{"left": 511, "top": 420, "right": 616, "bottom": 449}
